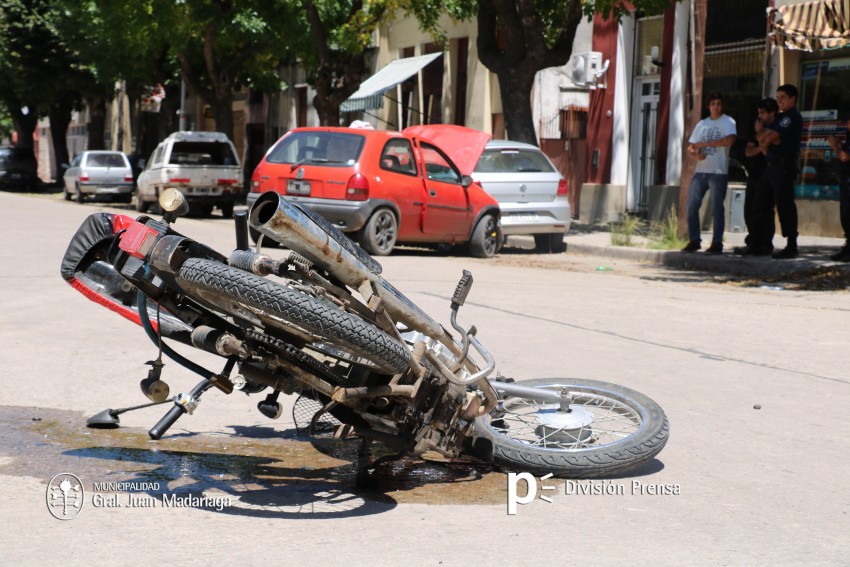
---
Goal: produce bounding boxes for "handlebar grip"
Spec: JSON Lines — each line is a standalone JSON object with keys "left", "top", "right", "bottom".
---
{"left": 148, "top": 404, "right": 186, "bottom": 440}
{"left": 234, "top": 210, "right": 249, "bottom": 251}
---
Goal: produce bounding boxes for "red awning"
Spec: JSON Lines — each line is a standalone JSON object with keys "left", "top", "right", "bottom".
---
{"left": 770, "top": 0, "right": 850, "bottom": 51}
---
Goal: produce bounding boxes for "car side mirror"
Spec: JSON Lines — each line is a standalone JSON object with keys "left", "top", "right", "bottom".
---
{"left": 461, "top": 175, "right": 474, "bottom": 188}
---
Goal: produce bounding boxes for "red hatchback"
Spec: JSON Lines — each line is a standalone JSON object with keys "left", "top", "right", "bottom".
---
{"left": 248, "top": 125, "right": 501, "bottom": 257}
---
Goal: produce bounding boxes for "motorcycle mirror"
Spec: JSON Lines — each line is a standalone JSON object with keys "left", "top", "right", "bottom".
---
{"left": 87, "top": 409, "right": 121, "bottom": 428}
{"left": 159, "top": 188, "right": 189, "bottom": 223}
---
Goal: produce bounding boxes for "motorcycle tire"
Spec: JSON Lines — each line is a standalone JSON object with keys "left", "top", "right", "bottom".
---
{"left": 471, "top": 378, "right": 669, "bottom": 478}
{"left": 176, "top": 258, "right": 409, "bottom": 374}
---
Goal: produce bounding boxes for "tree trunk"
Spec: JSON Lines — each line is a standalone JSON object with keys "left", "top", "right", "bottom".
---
{"left": 496, "top": 69, "right": 537, "bottom": 144}
{"left": 211, "top": 98, "right": 234, "bottom": 139}
{"left": 10, "top": 106, "right": 37, "bottom": 149}
{"left": 48, "top": 99, "right": 73, "bottom": 167}
{"left": 86, "top": 96, "right": 107, "bottom": 150}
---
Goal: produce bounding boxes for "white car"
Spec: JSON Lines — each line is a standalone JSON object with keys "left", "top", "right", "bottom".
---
{"left": 136, "top": 131, "right": 241, "bottom": 217}
{"left": 473, "top": 140, "right": 571, "bottom": 252}
{"left": 63, "top": 151, "right": 134, "bottom": 203}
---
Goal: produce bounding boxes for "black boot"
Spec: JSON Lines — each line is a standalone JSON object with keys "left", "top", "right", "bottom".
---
{"left": 773, "top": 236, "right": 798, "bottom": 260}
{"left": 830, "top": 241, "right": 850, "bottom": 262}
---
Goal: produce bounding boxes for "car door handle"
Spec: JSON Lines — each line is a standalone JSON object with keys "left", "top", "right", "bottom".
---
{"left": 429, "top": 190, "right": 437, "bottom": 197}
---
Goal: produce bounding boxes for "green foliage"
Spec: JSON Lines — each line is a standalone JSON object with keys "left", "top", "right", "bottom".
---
{"left": 647, "top": 206, "right": 688, "bottom": 250}
{"left": 610, "top": 214, "right": 645, "bottom": 247}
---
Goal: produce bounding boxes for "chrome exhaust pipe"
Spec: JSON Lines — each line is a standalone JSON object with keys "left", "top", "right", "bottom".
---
{"left": 249, "top": 192, "right": 446, "bottom": 339}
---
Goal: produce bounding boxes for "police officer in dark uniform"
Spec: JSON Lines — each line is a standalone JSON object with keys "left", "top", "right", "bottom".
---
{"left": 752, "top": 84, "right": 804, "bottom": 259}
{"left": 736, "top": 97, "right": 778, "bottom": 255}
{"left": 827, "top": 111, "right": 850, "bottom": 261}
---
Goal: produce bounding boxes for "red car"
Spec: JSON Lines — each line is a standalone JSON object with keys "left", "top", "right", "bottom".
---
{"left": 248, "top": 125, "right": 501, "bottom": 257}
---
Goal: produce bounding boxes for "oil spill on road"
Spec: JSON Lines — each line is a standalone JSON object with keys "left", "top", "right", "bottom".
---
{"left": 1, "top": 405, "right": 507, "bottom": 516}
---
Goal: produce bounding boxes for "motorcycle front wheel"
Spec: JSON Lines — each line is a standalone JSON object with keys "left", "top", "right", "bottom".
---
{"left": 176, "top": 258, "right": 410, "bottom": 374}
{"left": 472, "top": 378, "right": 669, "bottom": 478}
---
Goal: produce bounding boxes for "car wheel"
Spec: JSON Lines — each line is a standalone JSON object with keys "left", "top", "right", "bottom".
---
{"left": 359, "top": 208, "right": 397, "bottom": 256}
{"left": 220, "top": 202, "right": 234, "bottom": 219}
{"left": 75, "top": 185, "right": 85, "bottom": 204}
{"left": 135, "top": 195, "right": 148, "bottom": 212}
{"left": 469, "top": 215, "right": 499, "bottom": 258}
{"left": 534, "top": 233, "right": 567, "bottom": 254}
{"left": 63, "top": 187, "right": 71, "bottom": 201}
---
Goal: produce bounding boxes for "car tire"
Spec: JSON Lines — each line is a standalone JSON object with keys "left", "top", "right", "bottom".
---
{"left": 534, "top": 233, "right": 567, "bottom": 254}
{"left": 75, "top": 185, "right": 85, "bottom": 204}
{"left": 359, "top": 208, "right": 397, "bottom": 256}
{"left": 469, "top": 214, "right": 499, "bottom": 258}
{"left": 220, "top": 202, "right": 234, "bottom": 219}
{"left": 63, "top": 188, "right": 71, "bottom": 201}
{"left": 135, "top": 195, "right": 148, "bottom": 212}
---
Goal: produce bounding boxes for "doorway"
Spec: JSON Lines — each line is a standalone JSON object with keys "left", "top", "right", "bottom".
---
{"left": 628, "top": 77, "right": 659, "bottom": 212}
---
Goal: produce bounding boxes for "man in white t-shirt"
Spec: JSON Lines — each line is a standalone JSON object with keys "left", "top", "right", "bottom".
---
{"left": 682, "top": 91, "right": 737, "bottom": 254}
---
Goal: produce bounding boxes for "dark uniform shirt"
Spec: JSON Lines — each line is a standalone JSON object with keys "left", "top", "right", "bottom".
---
{"left": 767, "top": 107, "right": 803, "bottom": 165}
{"left": 839, "top": 130, "right": 850, "bottom": 179}
{"left": 744, "top": 135, "right": 766, "bottom": 190}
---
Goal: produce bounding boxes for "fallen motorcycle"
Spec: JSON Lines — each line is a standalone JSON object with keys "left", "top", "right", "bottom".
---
{"left": 60, "top": 189, "right": 668, "bottom": 478}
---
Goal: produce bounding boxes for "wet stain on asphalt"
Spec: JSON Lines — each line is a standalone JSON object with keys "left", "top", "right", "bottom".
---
{"left": 1, "top": 405, "right": 507, "bottom": 516}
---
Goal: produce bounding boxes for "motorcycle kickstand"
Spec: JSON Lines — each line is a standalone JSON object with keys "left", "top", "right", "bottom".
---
{"left": 148, "top": 358, "right": 237, "bottom": 440}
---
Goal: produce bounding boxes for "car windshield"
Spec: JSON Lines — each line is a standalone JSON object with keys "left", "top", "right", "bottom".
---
{"left": 86, "top": 153, "right": 127, "bottom": 168}
{"left": 475, "top": 148, "right": 555, "bottom": 173}
{"left": 169, "top": 142, "right": 237, "bottom": 166}
{"left": 266, "top": 131, "right": 365, "bottom": 167}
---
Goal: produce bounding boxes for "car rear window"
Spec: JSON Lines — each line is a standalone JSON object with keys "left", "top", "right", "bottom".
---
{"left": 266, "top": 131, "right": 365, "bottom": 167}
{"left": 169, "top": 142, "right": 237, "bottom": 166}
{"left": 0, "top": 148, "right": 36, "bottom": 164}
{"left": 86, "top": 153, "right": 127, "bottom": 168}
{"left": 475, "top": 148, "right": 555, "bottom": 173}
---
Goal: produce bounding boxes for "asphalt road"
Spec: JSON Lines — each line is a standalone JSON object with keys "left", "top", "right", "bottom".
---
{"left": 1, "top": 191, "right": 848, "bottom": 566}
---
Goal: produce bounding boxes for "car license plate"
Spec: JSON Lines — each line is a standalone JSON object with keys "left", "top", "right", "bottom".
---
{"left": 100, "top": 187, "right": 119, "bottom": 193}
{"left": 504, "top": 213, "right": 539, "bottom": 224}
{"left": 287, "top": 179, "right": 311, "bottom": 196}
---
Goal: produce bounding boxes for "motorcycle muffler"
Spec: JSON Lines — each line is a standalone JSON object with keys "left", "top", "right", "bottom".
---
{"left": 249, "top": 192, "right": 445, "bottom": 339}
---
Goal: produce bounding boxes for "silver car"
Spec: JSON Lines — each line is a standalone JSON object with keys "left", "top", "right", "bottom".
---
{"left": 473, "top": 140, "right": 570, "bottom": 252}
{"left": 64, "top": 151, "right": 134, "bottom": 204}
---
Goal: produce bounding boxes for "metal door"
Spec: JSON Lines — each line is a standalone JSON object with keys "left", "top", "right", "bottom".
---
{"left": 628, "top": 78, "right": 659, "bottom": 213}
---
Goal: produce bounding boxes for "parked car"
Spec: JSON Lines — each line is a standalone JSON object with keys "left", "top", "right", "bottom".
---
{"left": 0, "top": 146, "right": 38, "bottom": 191}
{"left": 63, "top": 150, "right": 134, "bottom": 203}
{"left": 248, "top": 125, "right": 501, "bottom": 257}
{"left": 473, "top": 140, "right": 570, "bottom": 252}
{"left": 137, "top": 131, "right": 241, "bottom": 217}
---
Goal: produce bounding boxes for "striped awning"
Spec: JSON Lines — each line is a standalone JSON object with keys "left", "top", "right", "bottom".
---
{"left": 770, "top": 0, "right": 850, "bottom": 51}
{"left": 340, "top": 53, "right": 442, "bottom": 112}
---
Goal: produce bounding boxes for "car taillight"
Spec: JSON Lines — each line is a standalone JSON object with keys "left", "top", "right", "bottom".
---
{"left": 557, "top": 179, "right": 568, "bottom": 196}
{"left": 346, "top": 173, "right": 369, "bottom": 201}
{"left": 80, "top": 175, "right": 89, "bottom": 182}
{"left": 169, "top": 178, "right": 190, "bottom": 184}
{"left": 251, "top": 179, "right": 260, "bottom": 192}
{"left": 124, "top": 175, "right": 133, "bottom": 182}
{"left": 217, "top": 178, "right": 237, "bottom": 185}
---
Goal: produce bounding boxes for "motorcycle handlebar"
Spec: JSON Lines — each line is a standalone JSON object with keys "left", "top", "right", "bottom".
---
{"left": 149, "top": 404, "right": 185, "bottom": 440}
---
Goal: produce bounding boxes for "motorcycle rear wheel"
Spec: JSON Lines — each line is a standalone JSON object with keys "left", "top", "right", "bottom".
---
{"left": 176, "top": 258, "right": 409, "bottom": 374}
{"left": 472, "top": 378, "right": 668, "bottom": 478}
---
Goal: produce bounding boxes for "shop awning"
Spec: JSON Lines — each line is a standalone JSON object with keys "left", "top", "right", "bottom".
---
{"left": 770, "top": 0, "right": 850, "bottom": 51}
{"left": 340, "top": 53, "right": 442, "bottom": 112}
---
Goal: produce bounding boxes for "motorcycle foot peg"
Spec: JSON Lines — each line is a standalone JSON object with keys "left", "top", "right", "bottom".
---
{"left": 257, "top": 392, "right": 283, "bottom": 420}
{"left": 140, "top": 376, "right": 170, "bottom": 403}
{"left": 451, "top": 270, "right": 473, "bottom": 310}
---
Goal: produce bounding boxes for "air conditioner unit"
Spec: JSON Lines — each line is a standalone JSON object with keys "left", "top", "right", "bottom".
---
{"left": 570, "top": 51, "right": 603, "bottom": 86}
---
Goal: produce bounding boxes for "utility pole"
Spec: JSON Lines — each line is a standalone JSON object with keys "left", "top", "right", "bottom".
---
{"left": 678, "top": 0, "right": 707, "bottom": 237}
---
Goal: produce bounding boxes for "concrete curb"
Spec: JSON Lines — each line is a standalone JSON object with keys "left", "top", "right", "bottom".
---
{"left": 565, "top": 240, "right": 850, "bottom": 278}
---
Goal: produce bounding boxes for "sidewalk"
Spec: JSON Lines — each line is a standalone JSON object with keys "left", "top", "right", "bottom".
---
{"left": 564, "top": 226, "right": 850, "bottom": 278}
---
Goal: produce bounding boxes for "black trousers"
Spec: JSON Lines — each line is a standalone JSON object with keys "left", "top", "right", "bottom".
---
{"left": 840, "top": 173, "right": 850, "bottom": 241}
{"left": 753, "top": 162, "right": 798, "bottom": 249}
{"left": 744, "top": 171, "right": 771, "bottom": 247}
